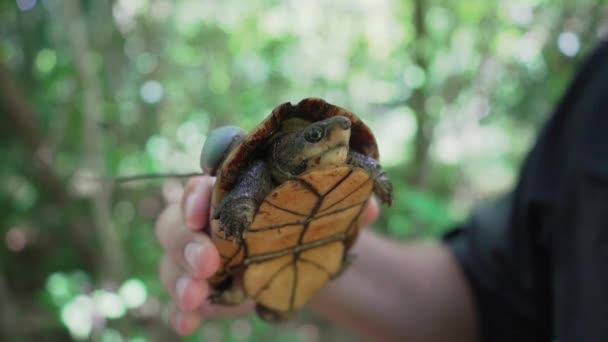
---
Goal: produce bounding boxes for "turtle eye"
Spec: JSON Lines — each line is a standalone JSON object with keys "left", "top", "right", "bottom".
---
{"left": 304, "top": 126, "right": 324, "bottom": 143}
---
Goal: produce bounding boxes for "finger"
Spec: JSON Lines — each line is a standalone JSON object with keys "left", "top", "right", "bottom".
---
{"left": 156, "top": 204, "right": 220, "bottom": 278}
{"left": 169, "top": 299, "right": 254, "bottom": 336}
{"left": 160, "top": 255, "right": 210, "bottom": 312}
{"left": 200, "top": 300, "right": 255, "bottom": 319}
{"left": 171, "top": 306, "right": 204, "bottom": 336}
{"left": 362, "top": 196, "right": 380, "bottom": 226}
{"left": 181, "top": 176, "right": 215, "bottom": 231}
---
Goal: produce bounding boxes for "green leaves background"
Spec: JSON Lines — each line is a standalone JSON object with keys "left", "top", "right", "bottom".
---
{"left": 1, "top": 0, "right": 605, "bottom": 340}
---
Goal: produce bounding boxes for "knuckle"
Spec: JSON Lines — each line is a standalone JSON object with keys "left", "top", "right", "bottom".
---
{"left": 159, "top": 256, "right": 175, "bottom": 292}
{"left": 155, "top": 204, "right": 180, "bottom": 247}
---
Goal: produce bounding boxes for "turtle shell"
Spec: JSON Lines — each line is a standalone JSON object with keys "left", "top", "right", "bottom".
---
{"left": 210, "top": 98, "right": 379, "bottom": 209}
{"left": 208, "top": 98, "right": 379, "bottom": 315}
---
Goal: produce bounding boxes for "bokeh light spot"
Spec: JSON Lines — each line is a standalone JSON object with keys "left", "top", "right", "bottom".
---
{"left": 507, "top": 3, "right": 533, "bottom": 26}
{"left": 558, "top": 31, "right": 580, "bottom": 57}
{"left": 70, "top": 168, "right": 101, "bottom": 198}
{"left": 61, "top": 295, "right": 95, "bottom": 340}
{"left": 427, "top": 6, "right": 450, "bottom": 34}
{"left": 46, "top": 272, "right": 71, "bottom": 305}
{"left": 16, "top": 0, "right": 36, "bottom": 11}
{"left": 145, "top": 135, "right": 170, "bottom": 161}
{"left": 176, "top": 119, "right": 206, "bottom": 149}
{"left": 93, "top": 290, "right": 127, "bottom": 319}
{"left": 5, "top": 226, "right": 27, "bottom": 252}
{"left": 35, "top": 48, "right": 57, "bottom": 74}
{"left": 140, "top": 80, "right": 164, "bottom": 104}
{"left": 100, "top": 328, "right": 122, "bottom": 342}
{"left": 136, "top": 53, "right": 158, "bottom": 74}
{"left": 373, "top": 107, "right": 416, "bottom": 166}
{"left": 6, "top": 174, "right": 37, "bottom": 210}
{"left": 403, "top": 64, "right": 426, "bottom": 89}
{"left": 119, "top": 279, "right": 148, "bottom": 309}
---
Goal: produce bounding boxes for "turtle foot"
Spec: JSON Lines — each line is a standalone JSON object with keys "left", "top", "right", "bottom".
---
{"left": 373, "top": 172, "right": 393, "bottom": 206}
{"left": 216, "top": 197, "right": 256, "bottom": 241}
{"left": 209, "top": 277, "right": 247, "bottom": 306}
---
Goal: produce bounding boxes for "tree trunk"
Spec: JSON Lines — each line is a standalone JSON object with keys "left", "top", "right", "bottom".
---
{"left": 63, "top": 0, "right": 125, "bottom": 281}
{"left": 409, "top": 0, "right": 434, "bottom": 188}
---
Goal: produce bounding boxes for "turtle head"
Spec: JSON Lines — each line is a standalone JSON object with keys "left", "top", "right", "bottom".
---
{"left": 269, "top": 116, "right": 351, "bottom": 181}
{"left": 200, "top": 126, "right": 246, "bottom": 176}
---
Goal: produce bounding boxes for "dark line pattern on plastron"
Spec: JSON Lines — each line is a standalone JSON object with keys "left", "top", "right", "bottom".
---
{"left": 218, "top": 242, "right": 243, "bottom": 267}
{"left": 300, "top": 257, "right": 334, "bottom": 277}
{"left": 263, "top": 199, "right": 309, "bottom": 217}
{"left": 287, "top": 170, "right": 350, "bottom": 310}
{"left": 295, "top": 178, "right": 322, "bottom": 198}
{"left": 342, "top": 202, "right": 367, "bottom": 262}
{"left": 297, "top": 192, "right": 323, "bottom": 243}
{"left": 246, "top": 201, "right": 367, "bottom": 233}
{"left": 246, "top": 170, "right": 350, "bottom": 234}
{"left": 320, "top": 169, "right": 353, "bottom": 196}
{"left": 241, "top": 166, "right": 368, "bottom": 313}
{"left": 245, "top": 233, "right": 347, "bottom": 264}
{"left": 215, "top": 230, "right": 241, "bottom": 259}
{"left": 252, "top": 256, "right": 294, "bottom": 300}
{"left": 346, "top": 207, "right": 365, "bottom": 242}
{"left": 289, "top": 261, "right": 299, "bottom": 310}
{"left": 320, "top": 177, "right": 372, "bottom": 214}
{"left": 314, "top": 200, "right": 368, "bottom": 221}
{"left": 248, "top": 222, "right": 304, "bottom": 233}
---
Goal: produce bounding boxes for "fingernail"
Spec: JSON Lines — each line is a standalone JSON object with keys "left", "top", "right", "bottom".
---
{"left": 185, "top": 194, "right": 200, "bottom": 219}
{"left": 174, "top": 311, "right": 185, "bottom": 334}
{"left": 176, "top": 276, "right": 189, "bottom": 303}
{"left": 175, "top": 311, "right": 195, "bottom": 336}
{"left": 184, "top": 242, "right": 203, "bottom": 272}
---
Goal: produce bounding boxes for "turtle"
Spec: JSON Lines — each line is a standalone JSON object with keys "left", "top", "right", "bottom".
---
{"left": 200, "top": 98, "right": 393, "bottom": 322}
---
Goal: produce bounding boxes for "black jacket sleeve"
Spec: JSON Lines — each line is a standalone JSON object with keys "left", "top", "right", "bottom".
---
{"left": 443, "top": 40, "right": 608, "bottom": 342}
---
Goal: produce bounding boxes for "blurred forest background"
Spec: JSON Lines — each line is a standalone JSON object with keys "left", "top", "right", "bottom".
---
{"left": 1, "top": 0, "right": 607, "bottom": 341}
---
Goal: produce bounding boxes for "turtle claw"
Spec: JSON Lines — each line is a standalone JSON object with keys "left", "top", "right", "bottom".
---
{"left": 216, "top": 197, "right": 256, "bottom": 241}
{"left": 218, "top": 219, "right": 243, "bottom": 242}
{"left": 373, "top": 172, "right": 393, "bottom": 206}
{"left": 348, "top": 151, "right": 393, "bottom": 206}
{"left": 333, "top": 253, "right": 357, "bottom": 279}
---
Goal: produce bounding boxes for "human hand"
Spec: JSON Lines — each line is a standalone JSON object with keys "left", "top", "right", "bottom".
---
{"left": 155, "top": 176, "right": 253, "bottom": 335}
{"left": 156, "top": 176, "right": 380, "bottom": 335}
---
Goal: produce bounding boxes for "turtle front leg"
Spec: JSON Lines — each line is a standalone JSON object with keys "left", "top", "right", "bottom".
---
{"left": 213, "top": 159, "right": 273, "bottom": 240}
{"left": 348, "top": 151, "right": 393, "bottom": 206}
{"left": 209, "top": 276, "right": 250, "bottom": 307}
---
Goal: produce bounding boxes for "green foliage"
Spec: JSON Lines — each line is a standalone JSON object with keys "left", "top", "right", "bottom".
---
{"left": 1, "top": 0, "right": 604, "bottom": 340}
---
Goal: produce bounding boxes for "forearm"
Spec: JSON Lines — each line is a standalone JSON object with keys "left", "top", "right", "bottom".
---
{"left": 311, "top": 230, "right": 480, "bottom": 342}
